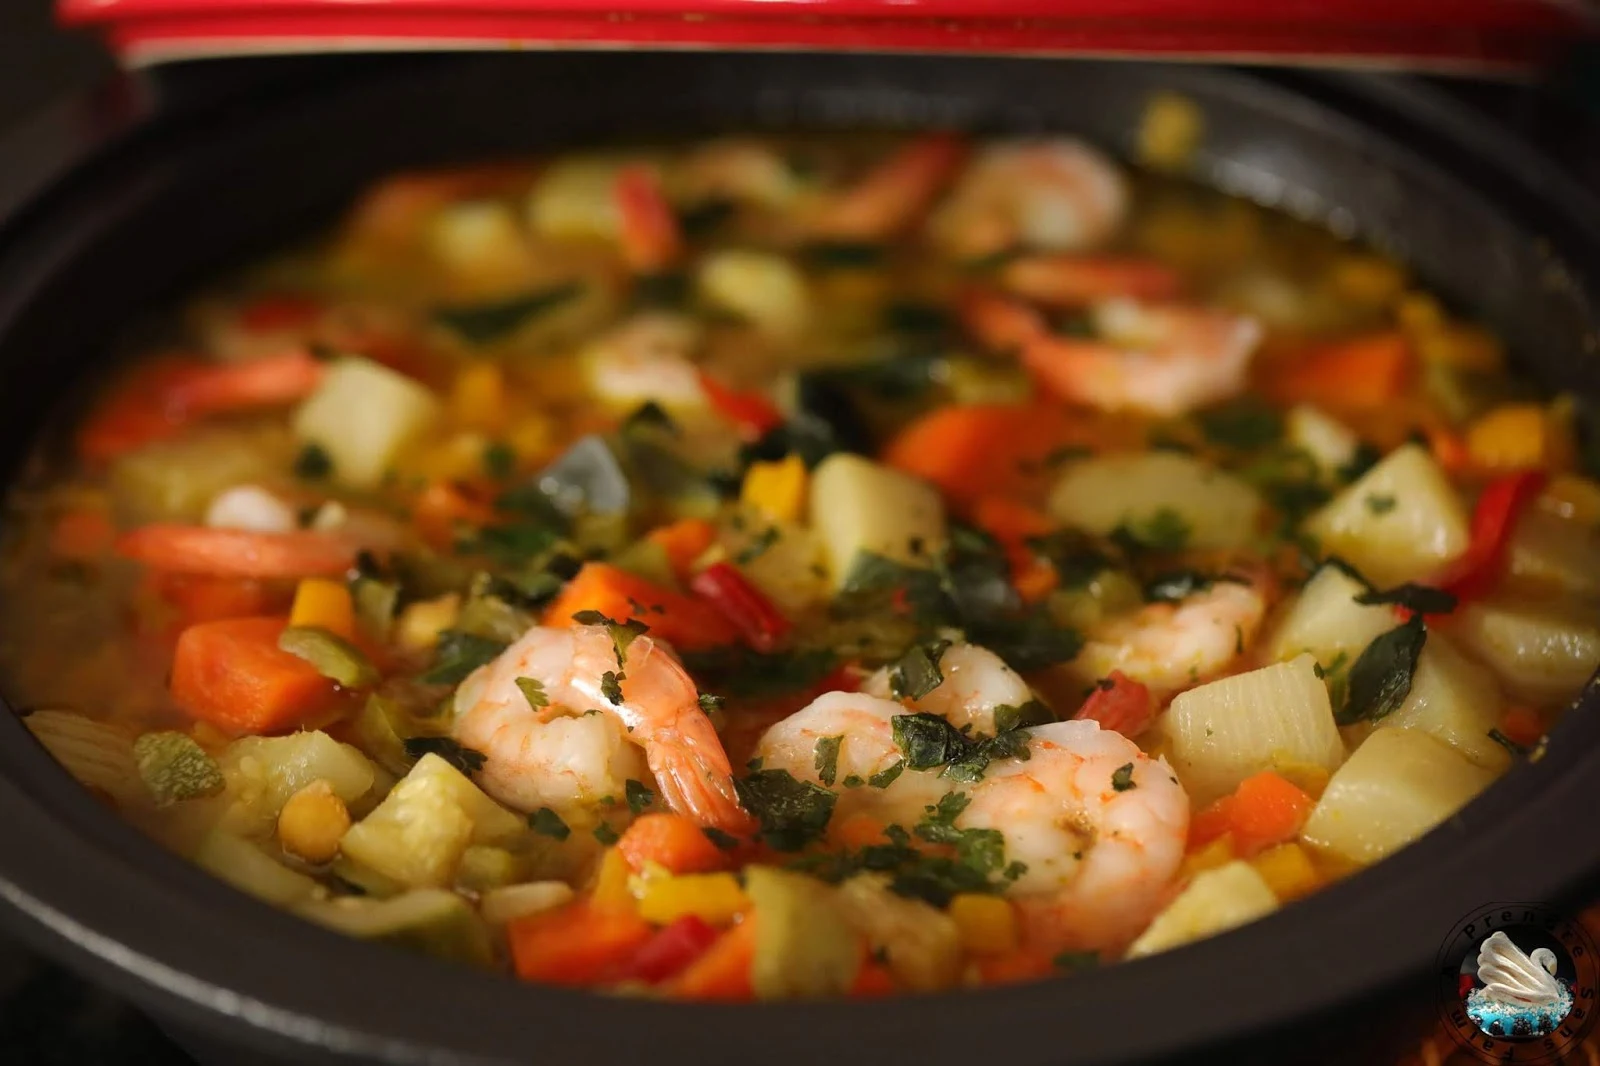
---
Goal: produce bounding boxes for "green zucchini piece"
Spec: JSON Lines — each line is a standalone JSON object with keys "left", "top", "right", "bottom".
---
{"left": 278, "top": 625, "right": 381, "bottom": 688}
{"left": 132, "top": 731, "right": 225, "bottom": 806}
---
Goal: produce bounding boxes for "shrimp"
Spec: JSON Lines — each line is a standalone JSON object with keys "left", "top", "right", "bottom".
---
{"left": 807, "top": 134, "right": 968, "bottom": 242}
{"left": 452, "top": 624, "right": 752, "bottom": 834}
{"left": 676, "top": 139, "right": 805, "bottom": 211}
{"left": 860, "top": 642, "right": 1034, "bottom": 736}
{"left": 960, "top": 719, "right": 1189, "bottom": 953}
{"left": 1073, "top": 569, "right": 1273, "bottom": 699}
{"left": 750, "top": 690, "right": 947, "bottom": 826}
{"left": 928, "top": 139, "right": 1128, "bottom": 261}
{"left": 582, "top": 313, "right": 706, "bottom": 411}
{"left": 1023, "top": 298, "right": 1262, "bottom": 417}
{"left": 1000, "top": 255, "right": 1182, "bottom": 308}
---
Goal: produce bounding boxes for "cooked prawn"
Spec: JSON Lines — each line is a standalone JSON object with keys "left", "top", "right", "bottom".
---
{"left": 928, "top": 139, "right": 1127, "bottom": 261}
{"left": 751, "top": 690, "right": 947, "bottom": 826}
{"left": 961, "top": 719, "right": 1189, "bottom": 953}
{"left": 860, "top": 641, "right": 1034, "bottom": 736}
{"left": 453, "top": 624, "right": 753, "bottom": 833}
{"left": 1023, "top": 298, "right": 1262, "bottom": 417}
{"left": 615, "top": 166, "right": 684, "bottom": 275}
{"left": 583, "top": 313, "right": 706, "bottom": 411}
{"left": 808, "top": 134, "right": 967, "bottom": 242}
{"left": 1073, "top": 569, "right": 1273, "bottom": 699}
{"left": 676, "top": 138, "right": 804, "bottom": 211}
{"left": 1000, "top": 255, "right": 1181, "bottom": 308}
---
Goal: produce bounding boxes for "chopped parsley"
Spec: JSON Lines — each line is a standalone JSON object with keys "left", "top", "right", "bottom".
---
{"left": 293, "top": 442, "right": 333, "bottom": 480}
{"left": 868, "top": 761, "right": 905, "bottom": 789}
{"left": 1353, "top": 582, "right": 1458, "bottom": 616}
{"left": 702, "top": 826, "right": 740, "bottom": 851}
{"left": 1487, "top": 728, "right": 1532, "bottom": 757}
{"left": 402, "top": 736, "right": 487, "bottom": 776}
{"left": 680, "top": 646, "right": 838, "bottom": 698}
{"left": 1334, "top": 614, "right": 1427, "bottom": 725}
{"left": 697, "top": 693, "right": 727, "bottom": 715}
{"left": 813, "top": 735, "right": 843, "bottom": 787}
{"left": 892, "top": 714, "right": 970, "bottom": 772}
{"left": 1110, "top": 508, "right": 1192, "bottom": 554}
{"left": 841, "top": 774, "right": 865, "bottom": 788}
{"left": 1364, "top": 493, "right": 1397, "bottom": 515}
{"left": 600, "top": 671, "right": 624, "bottom": 705}
{"left": 482, "top": 441, "right": 516, "bottom": 481}
{"left": 736, "top": 526, "right": 781, "bottom": 565}
{"left": 992, "top": 701, "right": 1054, "bottom": 733}
{"left": 1110, "top": 763, "right": 1136, "bottom": 791}
{"left": 571, "top": 610, "right": 650, "bottom": 665}
{"left": 1196, "top": 400, "right": 1283, "bottom": 451}
{"left": 887, "top": 639, "right": 952, "bottom": 701}
{"left": 623, "top": 779, "right": 655, "bottom": 815}
{"left": 1142, "top": 570, "right": 1246, "bottom": 604}
{"left": 529, "top": 807, "right": 571, "bottom": 840}
{"left": 514, "top": 676, "right": 548, "bottom": 710}
{"left": 421, "top": 631, "right": 508, "bottom": 685}
{"left": 592, "top": 822, "right": 621, "bottom": 845}
{"left": 734, "top": 768, "right": 837, "bottom": 851}
{"left": 433, "top": 281, "right": 582, "bottom": 345}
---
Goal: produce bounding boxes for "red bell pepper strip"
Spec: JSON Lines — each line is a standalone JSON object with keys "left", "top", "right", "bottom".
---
{"left": 1441, "top": 471, "right": 1547, "bottom": 602}
{"left": 615, "top": 915, "right": 721, "bottom": 984}
{"left": 690, "top": 562, "right": 792, "bottom": 653}
{"left": 1073, "top": 670, "right": 1155, "bottom": 738}
{"left": 696, "top": 370, "right": 784, "bottom": 439}
{"left": 615, "top": 166, "right": 684, "bottom": 275}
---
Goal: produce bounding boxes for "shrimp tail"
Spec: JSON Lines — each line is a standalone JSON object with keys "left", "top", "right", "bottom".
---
{"left": 647, "top": 727, "right": 757, "bottom": 836}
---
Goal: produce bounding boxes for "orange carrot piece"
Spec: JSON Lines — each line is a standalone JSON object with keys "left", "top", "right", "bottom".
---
{"left": 957, "top": 287, "right": 1048, "bottom": 355}
{"left": 414, "top": 482, "right": 497, "bottom": 550}
{"left": 647, "top": 519, "right": 718, "bottom": 581}
{"left": 1001, "top": 254, "right": 1182, "bottom": 308}
{"left": 169, "top": 616, "right": 337, "bottom": 733}
{"left": 508, "top": 900, "right": 655, "bottom": 987}
{"left": 1499, "top": 707, "right": 1545, "bottom": 748}
{"left": 1267, "top": 332, "right": 1412, "bottom": 410}
{"left": 811, "top": 133, "right": 967, "bottom": 241}
{"left": 542, "top": 562, "right": 738, "bottom": 652}
{"left": 971, "top": 496, "right": 1058, "bottom": 602}
{"left": 50, "top": 507, "right": 116, "bottom": 562}
{"left": 1073, "top": 671, "right": 1154, "bottom": 738}
{"left": 1196, "top": 771, "right": 1315, "bottom": 857}
{"left": 76, "top": 357, "right": 198, "bottom": 462}
{"left": 615, "top": 166, "right": 684, "bottom": 274}
{"left": 669, "top": 918, "right": 757, "bottom": 1001}
{"left": 116, "top": 525, "right": 359, "bottom": 579}
{"left": 617, "top": 813, "right": 733, "bottom": 876}
{"left": 881, "top": 403, "right": 1090, "bottom": 508}
{"left": 150, "top": 572, "right": 288, "bottom": 626}
{"left": 830, "top": 811, "right": 893, "bottom": 851}
{"left": 1186, "top": 799, "right": 1238, "bottom": 853}
{"left": 849, "top": 961, "right": 898, "bottom": 998}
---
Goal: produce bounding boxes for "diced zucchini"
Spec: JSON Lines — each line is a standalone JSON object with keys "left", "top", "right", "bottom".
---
{"left": 1126, "top": 861, "right": 1278, "bottom": 958}
{"left": 353, "top": 696, "right": 413, "bottom": 778}
{"left": 1504, "top": 508, "right": 1600, "bottom": 599}
{"left": 1048, "top": 451, "right": 1263, "bottom": 551}
{"left": 1302, "top": 444, "right": 1469, "bottom": 586}
{"left": 1284, "top": 405, "right": 1358, "bottom": 480}
{"left": 718, "top": 510, "right": 830, "bottom": 615}
{"left": 277, "top": 626, "right": 380, "bottom": 688}
{"left": 1265, "top": 564, "right": 1395, "bottom": 669}
{"left": 698, "top": 250, "right": 810, "bottom": 337}
{"left": 744, "top": 866, "right": 861, "bottom": 999}
{"left": 1166, "top": 654, "right": 1345, "bottom": 805}
{"left": 293, "top": 357, "right": 441, "bottom": 489}
{"left": 1453, "top": 597, "right": 1600, "bottom": 706}
{"left": 835, "top": 875, "right": 961, "bottom": 992}
{"left": 297, "top": 889, "right": 494, "bottom": 968}
{"left": 195, "top": 830, "right": 320, "bottom": 906}
{"left": 810, "top": 454, "right": 947, "bottom": 587}
{"left": 1346, "top": 632, "right": 1509, "bottom": 771}
{"left": 1300, "top": 727, "right": 1496, "bottom": 866}
{"left": 133, "top": 731, "right": 226, "bottom": 806}
{"left": 480, "top": 881, "right": 576, "bottom": 926}
{"left": 24, "top": 710, "right": 149, "bottom": 811}
{"left": 110, "top": 426, "right": 293, "bottom": 523}
{"left": 219, "top": 731, "right": 377, "bottom": 838}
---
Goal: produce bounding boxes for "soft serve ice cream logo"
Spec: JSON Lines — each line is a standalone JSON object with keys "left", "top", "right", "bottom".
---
{"left": 1437, "top": 905, "right": 1598, "bottom": 1064}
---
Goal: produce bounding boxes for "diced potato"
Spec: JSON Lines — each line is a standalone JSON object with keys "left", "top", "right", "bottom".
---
{"left": 835, "top": 875, "right": 962, "bottom": 992}
{"left": 218, "top": 731, "right": 376, "bottom": 838}
{"left": 1166, "top": 654, "right": 1345, "bottom": 805}
{"left": 1345, "top": 632, "right": 1509, "bottom": 771}
{"left": 698, "top": 250, "right": 810, "bottom": 337}
{"left": 340, "top": 766, "right": 475, "bottom": 888}
{"left": 480, "top": 881, "right": 576, "bottom": 926}
{"left": 810, "top": 454, "right": 947, "bottom": 587}
{"left": 1048, "top": 452, "right": 1263, "bottom": 551}
{"left": 1302, "top": 444, "right": 1469, "bottom": 586}
{"left": 110, "top": 426, "right": 294, "bottom": 523}
{"left": 718, "top": 510, "right": 829, "bottom": 615}
{"left": 294, "top": 357, "right": 441, "bottom": 489}
{"left": 1285, "top": 405, "right": 1358, "bottom": 479}
{"left": 1301, "top": 727, "right": 1495, "bottom": 866}
{"left": 1126, "top": 861, "right": 1278, "bottom": 958}
{"left": 428, "top": 201, "right": 533, "bottom": 287}
{"left": 195, "top": 830, "right": 320, "bottom": 906}
{"left": 1505, "top": 508, "right": 1600, "bottom": 599}
{"left": 526, "top": 156, "right": 633, "bottom": 241}
{"left": 388, "top": 754, "right": 524, "bottom": 845}
{"left": 1265, "top": 564, "right": 1395, "bottom": 669}
{"left": 745, "top": 866, "right": 861, "bottom": 999}
{"left": 1453, "top": 597, "right": 1600, "bottom": 706}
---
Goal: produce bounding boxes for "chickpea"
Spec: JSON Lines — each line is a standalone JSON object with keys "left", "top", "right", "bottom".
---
{"left": 277, "top": 779, "right": 350, "bottom": 865}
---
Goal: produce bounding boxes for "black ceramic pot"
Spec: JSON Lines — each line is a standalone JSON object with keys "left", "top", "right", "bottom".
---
{"left": 0, "top": 52, "right": 1597, "bottom": 1066}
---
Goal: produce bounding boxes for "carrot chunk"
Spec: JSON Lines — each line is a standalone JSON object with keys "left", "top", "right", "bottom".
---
{"left": 170, "top": 616, "right": 337, "bottom": 733}
{"left": 1266, "top": 331, "right": 1411, "bottom": 409}
{"left": 971, "top": 496, "right": 1058, "bottom": 602}
{"left": 115, "top": 525, "right": 359, "bottom": 579}
{"left": 541, "top": 563, "right": 738, "bottom": 652}
{"left": 1189, "top": 771, "right": 1315, "bottom": 858}
{"left": 508, "top": 900, "right": 655, "bottom": 987}
{"left": 617, "top": 813, "right": 733, "bottom": 876}
{"left": 668, "top": 918, "right": 757, "bottom": 1001}
{"left": 646, "top": 519, "right": 718, "bottom": 581}
{"left": 151, "top": 573, "right": 288, "bottom": 626}
{"left": 881, "top": 403, "right": 1090, "bottom": 508}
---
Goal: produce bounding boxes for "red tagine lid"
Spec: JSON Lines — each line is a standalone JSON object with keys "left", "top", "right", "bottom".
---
{"left": 58, "top": 0, "right": 1599, "bottom": 71}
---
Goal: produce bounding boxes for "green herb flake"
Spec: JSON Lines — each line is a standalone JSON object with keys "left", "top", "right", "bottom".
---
{"left": 293, "top": 442, "right": 333, "bottom": 481}
{"left": 593, "top": 822, "right": 621, "bottom": 845}
{"left": 1110, "top": 507, "right": 1192, "bottom": 554}
{"left": 888, "top": 639, "right": 952, "bottom": 701}
{"left": 1353, "top": 583, "right": 1458, "bottom": 616}
{"left": 734, "top": 768, "right": 837, "bottom": 851}
{"left": 736, "top": 526, "right": 781, "bottom": 566}
{"left": 1487, "top": 728, "right": 1532, "bottom": 757}
{"left": 529, "top": 807, "right": 571, "bottom": 840}
{"left": 892, "top": 713, "right": 969, "bottom": 771}
{"left": 992, "top": 701, "right": 1053, "bottom": 733}
{"left": 698, "top": 693, "right": 726, "bottom": 715}
{"left": 1110, "top": 763, "right": 1136, "bottom": 792}
{"left": 1196, "top": 400, "right": 1284, "bottom": 451}
{"left": 1364, "top": 493, "right": 1398, "bottom": 516}
{"left": 813, "top": 735, "right": 844, "bottom": 787}
{"left": 514, "top": 676, "right": 549, "bottom": 710}
{"left": 868, "top": 761, "right": 905, "bottom": 789}
{"left": 600, "top": 671, "right": 625, "bottom": 705}
{"left": 1054, "top": 951, "right": 1100, "bottom": 974}
{"left": 482, "top": 441, "right": 516, "bottom": 481}
{"left": 402, "top": 736, "right": 488, "bottom": 776}
{"left": 702, "top": 826, "right": 740, "bottom": 851}
{"left": 434, "top": 282, "right": 582, "bottom": 345}
{"left": 625, "top": 778, "right": 655, "bottom": 815}
{"left": 841, "top": 774, "right": 865, "bottom": 789}
{"left": 421, "top": 631, "right": 508, "bottom": 686}
{"left": 1335, "top": 614, "right": 1427, "bottom": 725}
{"left": 571, "top": 610, "right": 651, "bottom": 666}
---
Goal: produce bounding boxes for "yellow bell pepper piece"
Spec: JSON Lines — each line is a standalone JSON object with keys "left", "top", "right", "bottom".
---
{"left": 1179, "top": 835, "right": 1236, "bottom": 882}
{"left": 1251, "top": 843, "right": 1321, "bottom": 902}
{"left": 947, "top": 893, "right": 1019, "bottom": 955}
{"left": 1467, "top": 403, "right": 1571, "bottom": 473}
{"left": 288, "top": 578, "right": 355, "bottom": 639}
{"left": 635, "top": 872, "right": 749, "bottom": 926}
{"left": 740, "top": 454, "right": 808, "bottom": 524}
{"left": 590, "top": 847, "right": 636, "bottom": 912}
{"left": 1270, "top": 760, "right": 1333, "bottom": 801}
{"left": 450, "top": 362, "right": 507, "bottom": 432}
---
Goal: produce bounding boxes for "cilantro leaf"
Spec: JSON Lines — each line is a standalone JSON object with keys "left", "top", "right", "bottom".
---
{"left": 571, "top": 610, "right": 650, "bottom": 665}
{"left": 868, "top": 761, "right": 905, "bottom": 789}
{"left": 735, "top": 769, "right": 837, "bottom": 851}
{"left": 1335, "top": 615, "right": 1427, "bottom": 725}
{"left": 402, "top": 737, "right": 487, "bottom": 776}
{"left": 698, "top": 693, "right": 727, "bottom": 715}
{"left": 600, "top": 671, "right": 625, "bottom": 705}
{"left": 421, "top": 631, "right": 507, "bottom": 685}
{"left": 813, "top": 735, "right": 843, "bottom": 787}
{"left": 887, "top": 640, "right": 951, "bottom": 701}
{"left": 735, "top": 526, "right": 781, "bottom": 565}
{"left": 1110, "top": 508, "right": 1191, "bottom": 554}
{"left": 515, "top": 677, "right": 549, "bottom": 710}
{"left": 992, "top": 701, "right": 1054, "bottom": 733}
{"left": 1354, "top": 583, "right": 1458, "bottom": 616}
{"left": 593, "top": 822, "right": 620, "bottom": 845}
{"left": 892, "top": 714, "right": 970, "bottom": 771}
{"left": 1110, "top": 763, "right": 1136, "bottom": 792}
{"left": 1196, "top": 400, "right": 1283, "bottom": 451}
{"left": 293, "top": 442, "right": 333, "bottom": 481}
{"left": 529, "top": 807, "right": 571, "bottom": 840}
{"left": 625, "top": 779, "right": 655, "bottom": 815}
{"left": 702, "top": 826, "right": 740, "bottom": 851}
{"left": 433, "top": 282, "right": 582, "bottom": 345}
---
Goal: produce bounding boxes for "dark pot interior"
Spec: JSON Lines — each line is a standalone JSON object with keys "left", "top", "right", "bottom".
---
{"left": 0, "top": 52, "right": 1598, "bottom": 1066}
